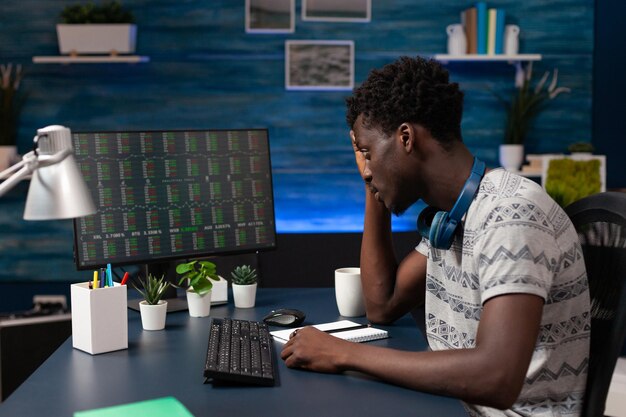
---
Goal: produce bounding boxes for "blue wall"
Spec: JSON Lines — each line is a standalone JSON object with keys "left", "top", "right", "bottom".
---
{"left": 0, "top": 0, "right": 596, "bottom": 286}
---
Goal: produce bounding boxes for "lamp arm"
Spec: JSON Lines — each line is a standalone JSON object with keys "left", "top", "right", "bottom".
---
{"left": 0, "top": 148, "right": 71, "bottom": 198}
{"left": 0, "top": 163, "right": 35, "bottom": 198}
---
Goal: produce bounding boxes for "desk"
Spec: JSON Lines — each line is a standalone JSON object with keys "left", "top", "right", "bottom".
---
{"left": 0, "top": 288, "right": 466, "bottom": 417}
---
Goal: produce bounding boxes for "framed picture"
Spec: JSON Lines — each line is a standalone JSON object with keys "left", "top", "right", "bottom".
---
{"left": 541, "top": 153, "right": 606, "bottom": 207}
{"left": 246, "top": 0, "right": 295, "bottom": 34}
{"left": 285, "top": 40, "right": 355, "bottom": 91}
{"left": 302, "top": 0, "right": 371, "bottom": 22}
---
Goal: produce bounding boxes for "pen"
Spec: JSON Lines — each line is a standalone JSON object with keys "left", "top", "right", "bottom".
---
{"left": 92, "top": 270, "right": 98, "bottom": 289}
{"left": 106, "top": 263, "right": 113, "bottom": 287}
{"left": 121, "top": 272, "right": 129, "bottom": 286}
{"left": 324, "top": 324, "right": 371, "bottom": 334}
{"left": 100, "top": 268, "right": 105, "bottom": 288}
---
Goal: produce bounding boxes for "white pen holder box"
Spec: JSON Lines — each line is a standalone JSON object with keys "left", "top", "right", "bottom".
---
{"left": 71, "top": 282, "right": 128, "bottom": 355}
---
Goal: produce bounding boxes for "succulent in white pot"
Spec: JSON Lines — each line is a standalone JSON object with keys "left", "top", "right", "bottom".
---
{"left": 133, "top": 274, "right": 170, "bottom": 331}
{"left": 231, "top": 265, "right": 258, "bottom": 308}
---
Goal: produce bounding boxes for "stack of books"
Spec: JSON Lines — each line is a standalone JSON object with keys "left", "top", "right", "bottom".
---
{"left": 461, "top": 2, "right": 507, "bottom": 55}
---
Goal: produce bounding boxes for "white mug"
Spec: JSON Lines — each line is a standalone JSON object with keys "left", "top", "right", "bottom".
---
{"left": 335, "top": 267, "right": 365, "bottom": 317}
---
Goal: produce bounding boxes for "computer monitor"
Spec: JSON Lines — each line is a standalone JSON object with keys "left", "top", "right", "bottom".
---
{"left": 71, "top": 129, "right": 276, "bottom": 309}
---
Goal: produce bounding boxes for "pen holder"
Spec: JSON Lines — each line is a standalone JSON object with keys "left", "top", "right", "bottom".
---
{"left": 71, "top": 282, "right": 128, "bottom": 355}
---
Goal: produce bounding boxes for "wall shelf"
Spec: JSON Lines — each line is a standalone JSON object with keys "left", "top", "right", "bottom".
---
{"left": 32, "top": 55, "right": 150, "bottom": 64}
{"left": 433, "top": 54, "right": 542, "bottom": 62}
{"left": 433, "top": 54, "right": 542, "bottom": 85}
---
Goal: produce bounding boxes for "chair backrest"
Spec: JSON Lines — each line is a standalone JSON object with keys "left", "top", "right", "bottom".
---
{"left": 565, "top": 191, "right": 626, "bottom": 417}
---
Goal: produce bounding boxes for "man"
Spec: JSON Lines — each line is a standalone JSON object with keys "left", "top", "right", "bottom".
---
{"left": 280, "top": 56, "right": 590, "bottom": 416}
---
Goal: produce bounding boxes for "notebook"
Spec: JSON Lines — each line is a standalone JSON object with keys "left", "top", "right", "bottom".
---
{"left": 270, "top": 320, "right": 388, "bottom": 343}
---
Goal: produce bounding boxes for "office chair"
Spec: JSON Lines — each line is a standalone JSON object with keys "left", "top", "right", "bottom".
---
{"left": 565, "top": 191, "right": 626, "bottom": 417}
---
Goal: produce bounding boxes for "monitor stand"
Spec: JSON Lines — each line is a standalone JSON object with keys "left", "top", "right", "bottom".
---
{"left": 128, "top": 262, "right": 189, "bottom": 313}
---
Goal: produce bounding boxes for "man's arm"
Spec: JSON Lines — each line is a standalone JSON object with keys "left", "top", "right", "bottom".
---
{"left": 352, "top": 130, "right": 426, "bottom": 324}
{"left": 281, "top": 292, "right": 544, "bottom": 410}
{"left": 360, "top": 190, "right": 427, "bottom": 324}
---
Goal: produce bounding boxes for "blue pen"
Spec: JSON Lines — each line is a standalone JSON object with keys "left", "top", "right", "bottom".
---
{"left": 100, "top": 268, "right": 105, "bottom": 288}
{"left": 107, "top": 263, "right": 113, "bottom": 287}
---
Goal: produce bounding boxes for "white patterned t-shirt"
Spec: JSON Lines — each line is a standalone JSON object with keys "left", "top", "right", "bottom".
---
{"left": 416, "top": 169, "right": 590, "bottom": 417}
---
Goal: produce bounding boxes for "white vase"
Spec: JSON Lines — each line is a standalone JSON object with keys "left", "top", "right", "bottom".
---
{"left": 186, "top": 289, "right": 212, "bottom": 317}
{"left": 232, "top": 283, "right": 258, "bottom": 308}
{"left": 139, "top": 300, "right": 167, "bottom": 330}
{"left": 499, "top": 144, "right": 524, "bottom": 172}
{"left": 446, "top": 24, "right": 467, "bottom": 55}
{"left": 0, "top": 145, "right": 17, "bottom": 171}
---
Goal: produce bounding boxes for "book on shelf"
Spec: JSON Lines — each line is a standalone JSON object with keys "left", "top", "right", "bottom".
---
{"left": 462, "top": 7, "right": 478, "bottom": 54}
{"left": 487, "top": 8, "right": 497, "bottom": 55}
{"left": 476, "top": 2, "right": 488, "bottom": 54}
{"left": 495, "top": 9, "right": 506, "bottom": 54}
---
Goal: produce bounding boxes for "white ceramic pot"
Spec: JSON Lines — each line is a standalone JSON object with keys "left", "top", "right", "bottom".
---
{"left": 139, "top": 300, "right": 167, "bottom": 330}
{"left": 56, "top": 24, "right": 137, "bottom": 55}
{"left": 447, "top": 24, "right": 467, "bottom": 55}
{"left": 186, "top": 289, "right": 212, "bottom": 317}
{"left": 499, "top": 144, "right": 524, "bottom": 172}
{"left": 0, "top": 145, "right": 17, "bottom": 171}
{"left": 232, "top": 283, "right": 257, "bottom": 308}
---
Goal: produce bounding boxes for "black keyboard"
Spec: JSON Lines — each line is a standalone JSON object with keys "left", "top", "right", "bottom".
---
{"left": 204, "top": 318, "right": 277, "bottom": 386}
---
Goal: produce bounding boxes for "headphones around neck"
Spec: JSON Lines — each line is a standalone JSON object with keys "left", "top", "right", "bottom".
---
{"left": 416, "top": 157, "right": 486, "bottom": 250}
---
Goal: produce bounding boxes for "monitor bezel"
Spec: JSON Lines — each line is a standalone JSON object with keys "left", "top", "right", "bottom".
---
{"left": 71, "top": 128, "right": 277, "bottom": 271}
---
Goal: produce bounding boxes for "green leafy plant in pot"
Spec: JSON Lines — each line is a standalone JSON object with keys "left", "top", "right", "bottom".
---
{"left": 57, "top": 1, "right": 137, "bottom": 55}
{"left": 176, "top": 260, "right": 220, "bottom": 317}
{"left": 231, "top": 265, "right": 258, "bottom": 308}
{"left": 494, "top": 63, "right": 570, "bottom": 171}
{"left": 133, "top": 273, "right": 170, "bottom": 330}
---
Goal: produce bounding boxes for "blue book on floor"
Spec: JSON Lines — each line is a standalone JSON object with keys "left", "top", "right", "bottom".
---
{"left": 476, "top": 2, "right": 488, "bottom": 54}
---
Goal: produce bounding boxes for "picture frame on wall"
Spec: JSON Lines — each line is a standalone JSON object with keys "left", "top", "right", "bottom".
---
{"left": 302, "top": 0, "right": 371, "bottom": 22}
{"left": 285, "top": 40, "right": 355, "bottom": 91}
{"left": 246, "top": 0, "right": 295, "bottom": 33}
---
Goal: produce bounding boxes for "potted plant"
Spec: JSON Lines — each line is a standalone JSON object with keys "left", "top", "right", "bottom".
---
{"left": 496, "top": 63, "right": 571, "bottom": 171}
{"left": 567, "top": 141, "right": 595, "bottom": 155}
{"left": 134, "top": 273, "right": 170, "bottom": 330}
{"left": 176, "top": 260, "right": 220, "bottom": 317}
{"left": 231, "top": 265, "right": 258, "bottom": 308}
{"left": 0, "top": 63, "right": 24, "bottom": 171}
{"left": 544, "top": 158, "right": 602, "bottom": 208}
{"left": 57, "top": 1, "right": 137, "bottom": 56}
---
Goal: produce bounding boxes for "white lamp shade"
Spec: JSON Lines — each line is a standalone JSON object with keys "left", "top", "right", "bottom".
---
{"left": 22, "top": 125, "right": 96, "bottom": 220}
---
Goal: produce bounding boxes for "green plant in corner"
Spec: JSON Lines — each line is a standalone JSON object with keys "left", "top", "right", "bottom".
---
{"left": 176, "top": 260, "right": 219, "bottom": 296}
{"left": 133, "top": 274, "right": 170, "bottom": 305}
{"left": 231, "top": 265, "right": 258, "bottom": 286}
{"left": 494, "top": 63, "right": 571, "bottom": 145}
{"left": 61, "top": 1, "right": 135, "bottom": 24}
{"left": 0, "top": 63, "right": 25, "bottom": 147}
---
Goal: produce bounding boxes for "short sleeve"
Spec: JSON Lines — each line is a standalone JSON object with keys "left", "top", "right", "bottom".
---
{"left": 473, "top": 200, "right": 559, "bottom": 304}
{"left": 416, "top": 237, "right": 429, "bottom": 257}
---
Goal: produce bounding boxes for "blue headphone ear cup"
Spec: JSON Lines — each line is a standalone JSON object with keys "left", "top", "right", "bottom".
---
{"left": 417, "top": 206, "right": 439, "bottom": 239}
{"left": 429, "top": 210, "right": 449, "bottom": 247}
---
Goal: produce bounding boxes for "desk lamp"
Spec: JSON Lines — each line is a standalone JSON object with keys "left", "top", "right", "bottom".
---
{"left": 0, "top": 125, "right": 95, "bottom": 219}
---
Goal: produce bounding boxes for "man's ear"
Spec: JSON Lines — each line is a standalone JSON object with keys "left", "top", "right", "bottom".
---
{"left": 398, "top": 123, "right": 414, "bottom": 153}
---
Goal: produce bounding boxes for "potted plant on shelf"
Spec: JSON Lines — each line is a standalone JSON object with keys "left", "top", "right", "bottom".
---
{"left": 176, "top": 260, "right": 220, "bottom": 318}
{"left": 496, "top": 62, "right": 571, "bottom": 172}
{"left": 134, "top": 273, "right": 170, "bottom": 331}
{"left": 57, "top": 1, "right": 136, "bottom": 56}
{"left": 231, "top": 265, "right": 258, "bottom": 308}
{"left": 0, "top": 63, "right": 25, "bottom": 171}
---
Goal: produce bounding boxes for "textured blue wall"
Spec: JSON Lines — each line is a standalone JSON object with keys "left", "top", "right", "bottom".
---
{"left": 0, "top": 0, "right": 594, "bottom": 283}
